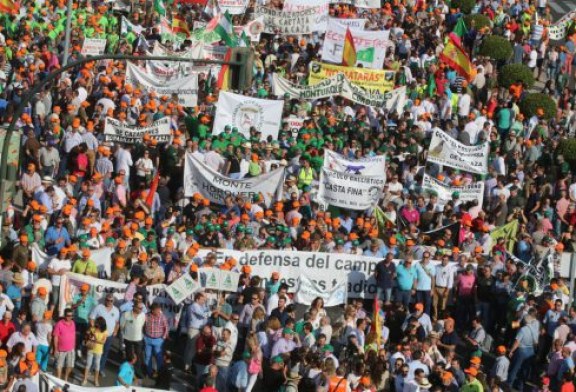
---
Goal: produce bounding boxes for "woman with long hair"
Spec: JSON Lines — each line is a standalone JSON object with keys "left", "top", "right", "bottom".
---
{"left": 82, "top": 316, "right": 107, "bottom": 386}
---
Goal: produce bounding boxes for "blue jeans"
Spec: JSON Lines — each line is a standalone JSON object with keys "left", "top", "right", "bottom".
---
{"left": 144, "top": 336, "right": 164, "bottom": 376}
{"left": 99, "top": 336, "right": 114, "bottom": 372}
{"left": 396, "top": 289, "right": 412, "bottom": 309}
{"left": 477, "top": 301, "right": 493, "bottom": 333}
{"left": 36, "top": 345, "right": 50, "bottom": 371}
{"left": 507, "top": 346, "right": 535, "bottom": 390}
{"left": 377, "top": 287, "right": 393, "bottom": 303}
{"left": 216, "top": 365, "right": 229, "bottom": 392}
{"left": 416, "top": 290, "right": 432, "bottom": 315}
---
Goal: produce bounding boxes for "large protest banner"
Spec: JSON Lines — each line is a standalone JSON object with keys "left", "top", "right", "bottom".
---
{"left": 318, "top": 167, "right": 385, "bottom": 210}
{"left": 184, "top": 154, "right": 285, "bottom": 206}
{"left": 324, "top": 149, "right": 386, "bottom": 177}
{"left": 422, "top": 173, "right": 485, "bottom": 206}
{"left": 41, "top": 372, "right": 161, "bottom": 392}
{"left": 254, "top": 6, "right": 318, "bottom": 34}
{"left": 309, "top": 61, "right": 396, "bottom": 93}
{"left": 81, "top": 38, "right": 107, "bottom": 55}
{"left": 218, "top": 0, "right": 248, "bottom": 14}
{"left": 548, "top": 10, "right": 576, "bottom": 40}
{"left": 32, "top": 245, "right": 113, "bottom": 278}
{"left": 104, "top": 117, "right": 171, "bottom": 144}
{"left": 427, "top": 129, "right": 489, "bottom": 174}
{"left": 296, "top": 275, "right": 347, "bottom": 306}
{"left": 272, "top": 73, "right": 406, "bottom": 112}
{"left": 283, "top": 0, "right": 329, "bottom": 32}
{"left": 213, "top": 91, "right": 283, "bottom": 139}
{"left": 322, "top": 19, "right": 391, "bottom": 68}
{"left": 59, "top": 273, "right": 183, "bottom": 330}
{"left": 126, "top": 62, "right": 198, "bottom": 107}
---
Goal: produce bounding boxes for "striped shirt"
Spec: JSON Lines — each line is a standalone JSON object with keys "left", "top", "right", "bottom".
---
{"left": 95, "top": 157, "right": 114, "bottom": 175}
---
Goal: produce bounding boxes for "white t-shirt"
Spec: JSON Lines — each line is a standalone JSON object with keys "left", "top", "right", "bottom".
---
{"left": 528, "top": 50, "right": 538, "bottom": 68}
{"left": 35, "top": 322, "right": 53, "bottom": 346}
{"left": 47, "top": 258, "right": 71, "bottom": 286}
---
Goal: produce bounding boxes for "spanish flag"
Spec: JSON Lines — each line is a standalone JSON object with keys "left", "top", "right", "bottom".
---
{"left": 172, "top": 15, "right": 190, "bottom": 36}
{"left": 217, "top": 48, "right": 232, "bottom": 91}
{"left": 342, "top": 27, "right": 357, "bottom": 67}
{"left": 440, "top": 33, "right": 474, "bottom": 81}
{"left": 370, "top": 296, "right": 382, "bottom": 347}
{"left": 146, "top": 172, "right": 160, "bottom": 208}
{"left": 0, "top": 0, "right": 18, "bottom": 14}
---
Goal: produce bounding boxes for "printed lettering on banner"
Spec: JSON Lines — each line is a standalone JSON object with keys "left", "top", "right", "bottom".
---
{"left": 166, "top": 273, "right": 201, "bottom": 305}
{"left": 327, "top": 17, "right": 367, "bottom": 30}
{"left": 81, "top": 38, "right": 107, "bottom": 56}
{"left": 422, "top": 173, "right": 485, "bottom": 207}
{"left": 212, "top": 91, "right": 283, "bottom": 139}
{"left": 322, "top": 19, "right": 391, "bottom": 68}
{"left": 296, "top": 275, "right": 347, "bottom": 306}
{"left": 272, "top": 73, "right": 406, "bottom": 112}
{"left": 254, "top": 6, "right": 318, "bottom": 35}
{"left": 104, "top": 117, "right": 172, "bottom": 144}
{"left": 32, "top": 244, "right": 113, "bottom": 278}
{"left": 283, "top": 0, "right": 329, "bottom": 32}
{"left": 328, "top": 0, "right": 379, "bottom": 8}
{"left": 184, "top": 154, "right": 285, "bottom": 206}
{"left": 309, "top": 61, "right": 396, "bottom": 93}
{"left": 218, "top": 0, "right": 248, "bottom": 14}
{"left": 324, "top": 149, "right": 386, "bottom": 177}
{"left": 126, "top": 62, "right": 199, "bottom": 107}
{"left": 427, "top": 129, "right": 489, "bottom": 174}
{"left": 318, "top": 167, "right": 385, "bottom": 210}
{"left": 59, "top": 273, "right": 183, "bottom": 330}
{"left": 548, "top": 10, "right": 576, "bottom": 40}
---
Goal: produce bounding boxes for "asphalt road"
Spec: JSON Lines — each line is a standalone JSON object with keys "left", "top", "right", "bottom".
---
{"left": 548, "top": 0, "right": 575, "bottom": 21}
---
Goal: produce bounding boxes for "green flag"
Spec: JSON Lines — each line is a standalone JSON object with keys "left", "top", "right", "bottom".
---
{"left": 154, "top": 0, "right": 166, "bottom": 16}
{"left": 453, "top": 17, "right": 468, "bottom": 37}
{"left": 357, "top": 47, "right": 375, "bottom": 63}
{"left": 489, "top": 220, "right": 519, "bottom": 253}
{"left": 426, "top": 73, "right": 436, "bottom": 97}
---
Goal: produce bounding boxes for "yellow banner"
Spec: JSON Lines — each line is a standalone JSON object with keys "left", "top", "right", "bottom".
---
{"left": 309, "top": 61, "right": 396, "bottom": 93}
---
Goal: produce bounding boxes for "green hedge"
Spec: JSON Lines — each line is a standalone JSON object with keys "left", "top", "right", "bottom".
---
{"left": 497, "top": 64, "right": 535, "bottom": 89}
{"left": 478, "top": 36, "right": 513, "bottom": 61}
{"left": 518, "top": 93, "right": 557, "bottom": 120}
{"left": 558, "top": 139, "right": 576, "bottom": 164}
{"left": 450, "top": 0, "right": 476, "bottom": 14}
{"left": 463, "top": 14, "right": 491, "bottom": 30}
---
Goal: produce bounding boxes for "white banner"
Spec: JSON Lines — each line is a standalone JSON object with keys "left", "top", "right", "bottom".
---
{"left": 284, "top": 116, "right": 304, "bottom": 138}
{"left": 296, "top": 275, "right": 347, "bottom": 306}
{"left": 165, "top": 273, "right": 201, "bottom": 305}
{"left": 184, "top": 154, "right": 285, "bottom": 206}
{"left": 126, "top": 62, "right": 198, "bottom": 107}
{"left": 254, "top": 6, "right": 319, "bottom": 34}
{"left": 321, "top": 19, "right": 391, "bottom": 68}
{"left": 218, "top": 0, "right": 248, "bottom": 14}
{"left": 422, "top": 173, "right": 485, "bottom": 207}
{"left": 272, "top": 73, "right": 406, "bottom": 113}
{"left": 330, "top": 0, "right": 380, "bottom": 7}
{"left": 32, "top": 245, "right": 113, "bottom": 278}
{"left": 59, "top": 273, "right": 182, "bottom": 330}
{"left": 104, "top": 116, "right": 171, "bottom": 144}
{"left": 81, "top": 38, "right": 107, "bottom": 56}
{"left": 328, "top": 17, "right": 367, "bottom": 30}
{"left": 41, "top": 372, "right": 160, "bottom": 392}
{"left": 283, "top": 0, "right": 329, "bottom": 32}
{"left": 121, "top": 16, "right": 144, "bottom": 35}
{"left": 318, "top": 167, "right": 385, "bottom": 210}
{"left": 427, "top": 129, "right": 489, "bottom": 175}
{"left": 234, "top": 17, "right": 265, "bottom": 42}
{"left": 324, "top": 149, "right": 386, "bottom": 177}
{"left": 199, "top": 268, "right": 240, "bottom": 292}
{"left": 213, "top": 91, "right": 283, "bottom": 140}
{"left": 548, "top": 10, "right": 576, "bottom": 40}
{"left": 151, "top": 41, "right": 224, "bottom": 73}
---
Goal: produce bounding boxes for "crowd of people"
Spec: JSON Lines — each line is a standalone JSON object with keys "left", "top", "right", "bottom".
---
{"left": 0, "top": 0, "right": 575, "bottom": 391}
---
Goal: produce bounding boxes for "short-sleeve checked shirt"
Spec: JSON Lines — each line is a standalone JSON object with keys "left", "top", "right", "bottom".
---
{"left": 145, "top": 312, "right": 169, "bottom": 339}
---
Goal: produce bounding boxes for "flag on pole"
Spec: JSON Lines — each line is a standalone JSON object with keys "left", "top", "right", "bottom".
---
{"left": 0, "top": 0, "right": 18, "bottom": 14}
{"left": 217, "top": 48, "right": 233, "bottom": 91}
{"left": 206, "top": 10, "right": 236, "bottom": 46}
{"left": 342, "top": 27, "right": 357, "bottom": 67}
{"left": 238, "top": 31, "right": 250, "bottom": 48}
{"left": 146, "top": 172, "right": 160, "bottom": 208}
{"left": 439, "top": 33, "right": 475, "bottom": 81}
{"left": 172, "top": 15, "right": 190, "bottom": 36}
{"left": 452, "top": 17, "right": 468, "bottom": 38}
{"left": 154, "top": 0, "right": 166, "bottom": 16}
{"left": 489, "top": 220, "right": 519, "bottom": 253}
{"left": 370, "top": 296, "right": 382, "bottom": 347}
